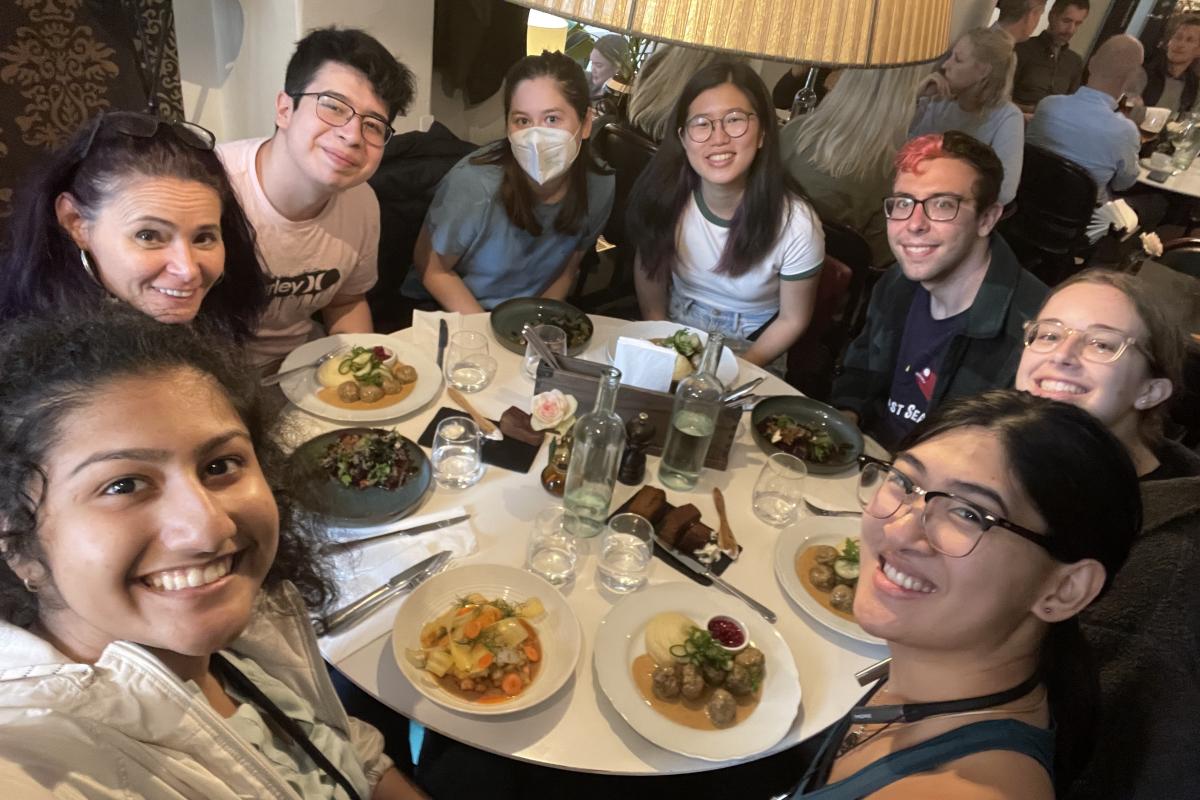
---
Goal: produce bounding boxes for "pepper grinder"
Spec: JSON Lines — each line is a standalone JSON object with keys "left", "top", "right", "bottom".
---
{"left": 618, "top": 412, "right": 655, "bottom": 485}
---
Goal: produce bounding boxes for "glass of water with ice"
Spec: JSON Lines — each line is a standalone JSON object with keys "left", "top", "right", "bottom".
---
{"left": 526, "top": 505, "right": 578, "bottom": 586}
{"left": 432, "top": 416, "right": 485, "bottom": 489}
{"left": 443, "top": 331, "right": 496, "bottom": 393}
{"left": 752, "top": 452, "right": 807, "bottom": 526}
{"left": 596, "top": 513, "right": 653, "bottom": 594}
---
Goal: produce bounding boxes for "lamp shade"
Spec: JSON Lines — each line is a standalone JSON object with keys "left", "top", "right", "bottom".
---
{"left": 508, "top": 0, "right": 954, "bottom": 66}
{"left": 527, "top": 9, "right": 570, "bottom": 55}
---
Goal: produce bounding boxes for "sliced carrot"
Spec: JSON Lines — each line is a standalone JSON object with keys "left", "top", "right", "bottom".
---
{"left": 476, "top": 652, "right": 494, "bottom": 669}
{"left": 523, "top": 643, "right": 541, "bottom": 662}
{"left": 501, "top": 672, "right": 523, "bottom": 695}
{"left": 455, "top": 606, "right": 474, "bottom": 616}
{"left": 462, "top": 619, "right": 482, "bottom": 640}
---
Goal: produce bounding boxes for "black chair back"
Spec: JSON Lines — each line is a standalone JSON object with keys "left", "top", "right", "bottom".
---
{"left": 1160, "top": 237, "right": 1200, "bottom": 280}
{"left": 1002, "top": 144, "right": 1098, "bottom": 254}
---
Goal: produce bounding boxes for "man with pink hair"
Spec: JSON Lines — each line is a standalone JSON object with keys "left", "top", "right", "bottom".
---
{"left": 830, "top": 131, "right": 1047, "bottom": 449}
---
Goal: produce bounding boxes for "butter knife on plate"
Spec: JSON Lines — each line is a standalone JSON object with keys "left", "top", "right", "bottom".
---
{"left": 319, "top": 513, "right": 471, "bottom": 556}
{"left": 652, "top": 534, "right": 777, "bottom": 624}
{"left": 313, "top": 549, "right": 452, "bottom": 636}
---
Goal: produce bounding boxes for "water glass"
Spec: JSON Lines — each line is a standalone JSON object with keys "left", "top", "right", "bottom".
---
{"left": 752, "top": 452, "right": 808, "bottom": 527}
{"left": 522, "top": 324, "right": 566, "bottom": 380}
{"left": 596, "top": 513, "right": 653, "bottom": 594}
{"left": 443, "top": 331, "right": 496, "bottom": 393}
{"left": 526, "top": 505, "right": 578, "bottom": 586}
{"left": 432, "top": 416, "right": 484, "bottom": 489}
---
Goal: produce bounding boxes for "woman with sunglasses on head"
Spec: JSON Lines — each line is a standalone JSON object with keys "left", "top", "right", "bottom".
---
{"left": 790, "top": 389, "right": 1139, "bottom": 799}
{"left": 1014, "top": 269, "right": 1200, "bottom": 799}
{"left": 627, "top": 61, "right": 822, "bottom": 370}
{"left": 0, "top": 307, "right": 425, "bottom": 800}
{"left": 404, "top": 50, "right": 614, "bottom": 313}
{"left": 0, "top": 113, "right": 266, "bottom": 341}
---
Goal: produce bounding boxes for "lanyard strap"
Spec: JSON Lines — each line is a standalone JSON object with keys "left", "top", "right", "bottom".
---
{"left": 210, "top": 653, "right": 363, "bottom": 800}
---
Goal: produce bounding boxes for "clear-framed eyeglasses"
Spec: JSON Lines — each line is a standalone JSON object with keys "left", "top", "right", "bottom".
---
{"left": 681, "top": 111, "right": 756, "bottom": 143}
{"left": 883, "top": 194, "right": 966, "bottom": 222}
{"left": 856, "top": 456, "right": 1055, "bottom": 558}
{"left": 1022, "top": 319, "right": 1146, "bottom": 365}
{"left": 291, "top": 92, "right": 395, "bottom": 146}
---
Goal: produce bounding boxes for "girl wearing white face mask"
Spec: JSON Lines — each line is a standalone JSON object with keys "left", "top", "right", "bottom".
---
{"left": 405, "top": 51, "right": 614, "bottom": 313}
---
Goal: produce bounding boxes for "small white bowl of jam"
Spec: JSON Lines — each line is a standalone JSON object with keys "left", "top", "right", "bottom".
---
{"left": 706, "top": 614, "right": 748, "bottom": 653}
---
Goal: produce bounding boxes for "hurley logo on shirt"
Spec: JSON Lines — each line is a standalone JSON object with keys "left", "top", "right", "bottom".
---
{"left": 267, "top": 268, "right": 342, "bottom": 299}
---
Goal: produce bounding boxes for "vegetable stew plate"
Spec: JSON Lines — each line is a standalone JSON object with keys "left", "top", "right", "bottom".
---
{"left": 289, "top": 428, "right": 432, "bottom": 529}
{"left": 489, "top": 297, "right": 594, "bottom": 356}
{"left": 391, "top": 564, "right": 583, "bottom": 715}
{"left": 593, "top": 582, "right": 801, "bottom": 761}
{"left": 603, "top": 321, "right": 739, "bottom": 386}
{"left": 750, "top": 395, "right": 864, "bottom": 475}
{"left": 774, "top": 520, "right": 885, "bottom": 646}
{"left": 276, "top": 333, "right": 442, "bottom": 423}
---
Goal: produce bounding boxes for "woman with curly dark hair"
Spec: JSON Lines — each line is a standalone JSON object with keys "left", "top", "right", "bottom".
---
{"left": 0, "top": 112, "right": 267, "bottom": 341}
{"left": 0, "top": 308, "right": 424, "bottom": 799}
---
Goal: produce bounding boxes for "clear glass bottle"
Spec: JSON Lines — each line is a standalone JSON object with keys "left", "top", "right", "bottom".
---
{"left": 789, "top": 67, "right": 819, "bottom": 119}
{"left": 659, "top": 332, "right": 726, "bottom": 491}
{"left": 563, "top": 367, "right": 626, "bottom": 537}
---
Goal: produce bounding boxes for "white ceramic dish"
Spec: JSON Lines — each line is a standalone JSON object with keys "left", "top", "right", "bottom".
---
{"left": 277, "top": 333, "right": 441, "bottom": 423}
{"left": 774, "top": 520, "right": 886, "bottom": 646}
{"left": 603, "top": 321, "right": 739, "bottom": 387}
{"left": 391, "top": 564, "right": 582, "bottom": 716}
{"left": 593, "top": 582, "right": 800, "bottom": 761}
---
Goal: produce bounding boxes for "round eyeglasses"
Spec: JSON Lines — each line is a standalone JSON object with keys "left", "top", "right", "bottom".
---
{"left": 1022, "top": 320, "right": 1145, "bottom": 365}
{"left": 681, "top": 111, "right": 756, "bottom": 144}
{"left": 856, "top": 456, "right": 1055, "bottom": 558}
{"left": 883, "top": 194, "right": 966, "bottom": 222}
{"left": 291, "top": 92, "right": 395, "bottom": 146}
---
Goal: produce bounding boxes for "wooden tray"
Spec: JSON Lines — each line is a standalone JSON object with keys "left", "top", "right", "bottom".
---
{"left": 533, "top": 355, "right": 741, "bottom": 470}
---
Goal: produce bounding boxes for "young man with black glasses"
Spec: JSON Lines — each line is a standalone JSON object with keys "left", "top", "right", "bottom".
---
{"left": 830, "top": 131, "right": 1047, "bottom": 450}
{"left": 218, "top": 28, "right": 415, "bottom": 368}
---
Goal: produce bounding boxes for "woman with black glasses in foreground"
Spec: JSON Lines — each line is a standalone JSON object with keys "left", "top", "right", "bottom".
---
{"left": 0, "top": 112, "right": 266, "bottom": 340}
{"left": 790, "top": 390, "right": 1139, "bottom": 798}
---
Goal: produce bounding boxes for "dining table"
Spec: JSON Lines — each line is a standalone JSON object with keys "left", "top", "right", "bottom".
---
{"left": 279, "top": 311, "right": 890, "bottom": 776}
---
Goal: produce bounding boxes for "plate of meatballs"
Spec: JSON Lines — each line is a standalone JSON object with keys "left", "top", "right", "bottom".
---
{"left": 593, "top": 582, "right": 801, "bottom": 761}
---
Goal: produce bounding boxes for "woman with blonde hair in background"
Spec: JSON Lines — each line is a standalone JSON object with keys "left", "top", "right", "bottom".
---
{"left": 781, "top": 64, "right": 928, "bottom": 265}
{"left": 910, "top": 27, "right": 1024, "bottom": 205}
{"left": 627, "top": 45, "right": 731, "bottom": 142}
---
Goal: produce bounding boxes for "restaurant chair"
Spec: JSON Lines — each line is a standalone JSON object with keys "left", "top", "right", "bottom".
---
{"left": 999, "top": 144, "right": 1098, "bottom": 286}
{"left": 785, "top": 248, "right": 857, "bottom": 401}
{"left": 1159, "top": 237, "right": 1200, "bottom": 280}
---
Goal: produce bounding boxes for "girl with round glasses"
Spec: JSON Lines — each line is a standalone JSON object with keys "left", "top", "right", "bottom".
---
{"left": 1014, "top": 268, "right": 1200, "bottom": 798}
{"left": 0, "top": 112, "right": 266, "bottom": 341}
{"left": 791, "top": 390, "right": 1138, "bottom": 798}
{"left": 628, "top": 61, "right": 823, "bottom": 370}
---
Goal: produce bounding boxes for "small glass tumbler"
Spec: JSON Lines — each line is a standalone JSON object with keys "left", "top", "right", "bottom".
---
{"left": 522, "top": 324, "right": 567, "bottom": 380}
{"left": 443, "top": 331, "right": 496, "bottom": 393}
{"left": 432, "top": 416, "right": 484, "bottom": 489}
{"left": 752, "top": 452, "right": 808, "bottom": 527}
{"left": 526, "top": 505, "right": 578, "bottom": 586}
{"left": 596, "top": 512, "right": 653, "bottom": 594}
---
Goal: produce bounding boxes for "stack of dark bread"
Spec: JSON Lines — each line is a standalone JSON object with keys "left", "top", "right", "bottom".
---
{"left": 623, "top": 485, "right": 735, "bottom": 560}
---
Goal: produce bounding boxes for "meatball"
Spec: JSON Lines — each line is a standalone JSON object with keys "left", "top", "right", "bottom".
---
{"left": 729, "top": 648, "right": 765, "bottom": 693}
{"left": 812, "top": 545, "right": 839, "bottom": 566}
{"left": 725, "top": 663, "right": 754, "bottom": 696}
{"left": 734, "top": 646, "right": 765, "bottom": 672}
{"left": 336, "top": 381, "right": 360, "bottom": 402}
{"left": 359, "top": 384, "right": 384, "bottom": 403}
{"left": 652, "top": 664, "right": 680, "bottom": 699}
{"left": 702, "top": 662, "right": 728, "bottom": 687}
{"left": 707, "top": 688, "right": 736, "bottom": 726}
{"left": 809, "top": 563, "right": 836, "bottom": 591}
{"left": 380, "top": 374, "right": 402, "bottom": 395}
{"left": 830, "top": 583, "right": 855, "bottom": 612}
{"left": 679, "top": 662, "right": 705, "bottom": 700}
{"left": 393, "top": 364, "right": 418, "bottom": 384}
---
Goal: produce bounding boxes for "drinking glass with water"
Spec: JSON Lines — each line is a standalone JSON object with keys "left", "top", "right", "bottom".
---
{"left": 443, "top": 331, "right": 496, "bottom": 393}
{"left": 522, "top": 324, "right": 566, "bottom": 380}
{"left": 432, "top": 416, "right": 485, "bottom": 489}
{"left": 596, "top": 512, "right": 653, "bottom": 593}
{"left": 526, "top": 505, "right": 578, "bottom": 586}
{"left": 752, "top": 452, "right": 807, "bottom": 526}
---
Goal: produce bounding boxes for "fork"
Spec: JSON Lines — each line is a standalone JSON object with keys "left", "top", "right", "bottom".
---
{"left": 261, "top": 347, "right": 342, "bottom": 387}
{"left": 804, "top": 498, "right": 862, "bottom": 518}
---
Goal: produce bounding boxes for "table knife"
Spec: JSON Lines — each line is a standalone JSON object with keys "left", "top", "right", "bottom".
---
{"left": 652, "top": 535, "right": 777, "bottom": 624}
{"left": 436, "top": 319, "right": 449, "bottom": 369}
{"left": 319, "top": 513, "right": 471, "bottom": 556}
{"left": 313, "top": 550, "right": 452, "bottom": 636}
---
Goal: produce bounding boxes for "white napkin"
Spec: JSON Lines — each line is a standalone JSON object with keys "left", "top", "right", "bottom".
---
{"left": 408, "top": 309, "right": 463, "bottom": 351}
{"left": 318, "top": 507, "right": 477, "bottom": 662}
{"left": 612, "top": 336, "right": 678, "bottom": 392}
{"left": 1088, "top": 199, "right": 1139, "bottom": 243}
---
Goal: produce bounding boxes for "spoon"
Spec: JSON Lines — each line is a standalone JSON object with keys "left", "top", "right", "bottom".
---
{"left": 261, "top": 347, "right": 343, "bottom": 387}
{"left": 712, "top": 487, "right": 739, "bottom": 560}
{"left": 446, "top": 386, "right": 503, "bottom": 441}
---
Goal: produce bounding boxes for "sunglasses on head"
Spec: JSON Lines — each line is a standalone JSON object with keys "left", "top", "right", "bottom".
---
{"left": 80, "top": 111, "right": 216, "bottom": 160}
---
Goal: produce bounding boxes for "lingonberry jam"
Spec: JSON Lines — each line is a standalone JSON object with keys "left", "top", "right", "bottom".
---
{"left": 707, "top": 616, "right": 746, "bottom": 649}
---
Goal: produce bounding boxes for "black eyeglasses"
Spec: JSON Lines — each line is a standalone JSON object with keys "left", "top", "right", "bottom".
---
{"left": 681, "top": 111, "right": 756, "bottom": 144}
{"left": 81, "top": 112, "right": 215, "bottom": 160}
{"left": 857, "top": 455, "right": 1056, "bottom": 558}
{"left": 291, "top": 92, "right": 395, "bottom": 146}
{"left": 883, "top": 194, "right": 968, "bottom": 222}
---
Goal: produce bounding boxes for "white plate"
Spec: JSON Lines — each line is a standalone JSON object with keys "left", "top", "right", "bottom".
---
{"left": 774, "top": 521, "right": 885, "bottom": 646}
{"left": 391, "top": 564, "right": 582, "bottom": 716}
{"left": 276, "top": 333, "right": 442, "bottom": 423}
{"left": 593, "top": 582, "right": 800, "bottom": 761}
{"left": 603, "top": 321, "right": 739, "bottom": 387}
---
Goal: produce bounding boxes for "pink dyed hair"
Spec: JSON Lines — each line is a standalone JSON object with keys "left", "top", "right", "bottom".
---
{"left": 894, "top": 133, "right": 945, "bottom": 176}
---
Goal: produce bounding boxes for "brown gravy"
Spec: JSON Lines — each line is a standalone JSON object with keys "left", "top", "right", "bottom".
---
{"left": 631, "top": 654, "right": 761, "bottom": 730}
{"left": 317, "top": 379, "right": 415, "bottom": 411}
{"left": 435, "top": 620, "right": 541, "bottom": 704}
{"left": 795, "top": 546, "right": 857, "bottom": 623}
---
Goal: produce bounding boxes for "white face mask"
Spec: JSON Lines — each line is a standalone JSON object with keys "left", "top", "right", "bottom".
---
{"left": 508, "top": 126, "right": 580, "bottom": 185}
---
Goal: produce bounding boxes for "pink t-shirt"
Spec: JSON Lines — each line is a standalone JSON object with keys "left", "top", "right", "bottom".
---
{"left": 218, "top": 138, "right": 379, "bottom": 366}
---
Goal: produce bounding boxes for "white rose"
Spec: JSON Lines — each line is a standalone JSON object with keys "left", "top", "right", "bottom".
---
{"left": 530, "top": 390, "right": 578, "bottom": 431}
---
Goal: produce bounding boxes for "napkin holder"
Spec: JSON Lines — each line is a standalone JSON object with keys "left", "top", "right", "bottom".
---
{"left": 533, "top": 356, "right": 740, "bottom": 470}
